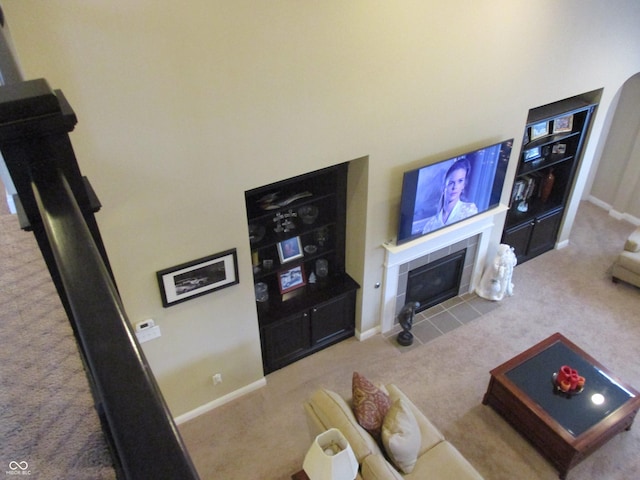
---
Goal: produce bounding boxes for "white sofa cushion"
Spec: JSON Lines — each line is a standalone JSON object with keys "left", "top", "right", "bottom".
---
{"left": 404, "top": 441, "right": 484, "bottom": 480}
{"left": 361, "top": 454, "right": 404, "bottom": 480}
{"left": 382, "top": 397, "right": 421, "bottom": 473}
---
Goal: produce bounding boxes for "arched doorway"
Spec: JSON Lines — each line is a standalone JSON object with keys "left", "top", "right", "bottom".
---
{"left": 589, "top": 73, "right": 640, "bottom": 224}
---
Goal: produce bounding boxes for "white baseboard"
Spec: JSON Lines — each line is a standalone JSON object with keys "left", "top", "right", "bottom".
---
{"left": 174, "top": 326, "right": 381, "bottom": 425}
{"left": 5, "top": 189, "right": 16, "bottom": 214}
{"left": 356, "top": 325, "right": 380, "bottom": 341}
{"left": 556, "top": 239, "right": 570, "bottom": 250}
{"left": 587, "top": 196, "right": 640, "bottom": 225}
{"left": 174, "top": 377, "right": 267, "bottom": 425}
{"left": 619, "top": 213, "right": 640, "bottom": 226}
{"left": 609, "top": 209, "right": 625, "bottom": 220}
{"left": 587, "top": 195, "right": 611, "bottom": 211}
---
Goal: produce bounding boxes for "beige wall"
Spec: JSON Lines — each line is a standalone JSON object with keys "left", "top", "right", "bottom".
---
{"left": 4, "top": 0, "right": 640, "bottom": 417}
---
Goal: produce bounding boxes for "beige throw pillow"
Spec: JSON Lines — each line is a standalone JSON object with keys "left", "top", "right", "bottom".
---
{"left": 381, "top": 397, "right": 421, "bottom": 474}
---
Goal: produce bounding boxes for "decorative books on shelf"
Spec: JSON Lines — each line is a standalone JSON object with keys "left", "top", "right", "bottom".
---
{"left": 511, "top": 169, "right": 555, "bottom": 212}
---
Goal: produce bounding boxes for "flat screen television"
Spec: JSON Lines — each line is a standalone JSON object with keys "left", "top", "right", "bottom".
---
{"left": 397, "top": 139, "right": 513, "bottom": 245}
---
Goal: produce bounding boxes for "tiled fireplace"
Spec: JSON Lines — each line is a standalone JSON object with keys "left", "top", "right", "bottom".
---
{"left": 380, "top": 207, "right": 506, "bottom": 333}
{"left": 399, "top": 241, "right": 476, "bottom": 314}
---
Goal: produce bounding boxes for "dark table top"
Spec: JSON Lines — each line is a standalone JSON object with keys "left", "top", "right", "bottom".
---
{"left": 505, "top": 340, "right": 635, "bottom": 437}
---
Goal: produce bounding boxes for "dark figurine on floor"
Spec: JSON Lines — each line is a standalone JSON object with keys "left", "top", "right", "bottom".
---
{"left": 397, "top": 301, "right": 420, "bottom": 346}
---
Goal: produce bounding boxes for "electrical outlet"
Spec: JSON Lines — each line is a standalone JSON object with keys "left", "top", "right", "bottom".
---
{"left": 212, "top": 373, "right": 222, "bottom": 385}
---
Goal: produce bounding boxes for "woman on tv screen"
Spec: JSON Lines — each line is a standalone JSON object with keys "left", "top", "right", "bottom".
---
{"left": 422, "top": 158, "right": 478, "bottom": 234}
{"left": 396, "top": 139, "right": 512, "bottom": 244}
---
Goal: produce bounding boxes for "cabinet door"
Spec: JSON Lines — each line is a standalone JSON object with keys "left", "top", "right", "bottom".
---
{"left": 502, "top": 221, "right": 534, "bottom": 264}
{"left": 528, "top": 208, "right": 563, "bottom": 258}
{"left": 310, "top": 292, "right": 355, "bottom": 346}
{"left": 261, "top": 312, "right": 311, "bottom": 373}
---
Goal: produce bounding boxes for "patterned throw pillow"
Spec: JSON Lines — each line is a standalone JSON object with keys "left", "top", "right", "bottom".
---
{"left": 352, "top": 372, "right": 391, "bottom": 439}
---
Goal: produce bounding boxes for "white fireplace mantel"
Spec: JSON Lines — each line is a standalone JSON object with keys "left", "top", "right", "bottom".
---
{"left": 380, "top": 205, "right": 507, "bottom": 333}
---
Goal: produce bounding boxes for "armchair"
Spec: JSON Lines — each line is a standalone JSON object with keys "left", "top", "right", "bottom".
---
{"left": 612, "top": 226, "right": 640, "bottom": 288}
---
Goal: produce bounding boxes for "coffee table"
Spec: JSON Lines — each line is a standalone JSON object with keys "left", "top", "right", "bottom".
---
{"left": 482, "top": 332, "right": 640, "bottom": 479}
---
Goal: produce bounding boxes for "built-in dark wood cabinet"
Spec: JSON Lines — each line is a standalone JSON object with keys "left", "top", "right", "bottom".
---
{"left": 503, "top": 92, "right": 600, "bottom": 264}
{"left": 245, "top": 163, "right": 359, "bottom": 374}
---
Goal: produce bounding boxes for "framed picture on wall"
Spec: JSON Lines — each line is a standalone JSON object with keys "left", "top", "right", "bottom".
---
{"left": 277, "top": 264, "right": 307, "bottom": 294}
{"left": 530, "top": 121, "right": 549, "bottom": 141}
{"left": 157, "top": 249, "right": 239, "bottom": 307}
{"left": 277, "top": 236, "right": 304, "bottom": 264}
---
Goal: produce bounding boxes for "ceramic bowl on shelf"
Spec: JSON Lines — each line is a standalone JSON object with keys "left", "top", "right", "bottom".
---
{"left": 304, "top": 245, "right": 318, "bottom": 254}
{"left": 298, "top": 205, "right": 319, "bottom": 224}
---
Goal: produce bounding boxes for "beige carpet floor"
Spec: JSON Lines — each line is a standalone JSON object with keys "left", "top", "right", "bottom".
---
{"left": 179, "top": 200, "right": 640, "bottom": 480}
{"left": 0, "top": 194, "right": 115, "bottom": 479}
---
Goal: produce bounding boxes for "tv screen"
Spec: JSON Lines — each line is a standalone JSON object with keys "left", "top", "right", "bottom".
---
{"left": 397, "top": 139, "right": 513, "bottom": 245}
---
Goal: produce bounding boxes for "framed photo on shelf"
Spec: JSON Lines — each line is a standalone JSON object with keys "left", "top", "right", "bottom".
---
{"left": 552, "top": 143, "right": 567, "bottom": 155}
{"left": 277, "top": 236, "right": 304, "bottom": 264}
{"left": 157, "top": 249, "right": 239, "bottom": 307}
{"left": 553, "top": 114, "right": 574, "bottom": 133}
{"left": 530, "top": 121, "right": 549, "bottom": 141}
{"left": 524, "top": 146, "right": 542, "bottom": 162}
{"left": 277, "top": 264, "right": 307, "bottom": 294}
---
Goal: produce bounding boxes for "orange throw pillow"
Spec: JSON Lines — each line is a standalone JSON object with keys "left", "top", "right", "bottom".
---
{"left": 352, "top": 372, "right": 391, "bottom": 439}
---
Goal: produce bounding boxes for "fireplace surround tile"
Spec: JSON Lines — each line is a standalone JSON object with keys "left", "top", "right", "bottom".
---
{"left": 383, "top": 292, "right": 501, "bottom": 351}
{"left": 449, "top": 301, "right": 483, "bottom": 324}
{"left": 429, "top": 310, "right": 464, "bottom": 333}
{"left": 394, "top": 235, "right": 480, "bottom": 318}
{"left": 412, "top": 319, "right": 443, "bottom": 344}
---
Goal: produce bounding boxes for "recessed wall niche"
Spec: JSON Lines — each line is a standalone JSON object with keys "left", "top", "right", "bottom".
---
{"left": 244, "top": 163, "right": 359, "bottom": 374}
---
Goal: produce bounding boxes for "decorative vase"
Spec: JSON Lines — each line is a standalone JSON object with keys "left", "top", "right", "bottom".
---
{"left": 540, "top": 168, "right": 555, "bottom": 203}
{"left": 298, "top": 205, "right": 319, "bottom": 224}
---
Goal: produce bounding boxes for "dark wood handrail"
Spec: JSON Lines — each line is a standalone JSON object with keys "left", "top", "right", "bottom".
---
{"left": 0, "top": 80, "right": 200, "bottom": 479}
{"left": 33, "top": 170, "right": 200, "bottom": 479}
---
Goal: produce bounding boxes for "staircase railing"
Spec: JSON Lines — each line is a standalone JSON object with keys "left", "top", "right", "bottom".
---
{"left": 0, "top": 79, "right": 200, "bottom": 480}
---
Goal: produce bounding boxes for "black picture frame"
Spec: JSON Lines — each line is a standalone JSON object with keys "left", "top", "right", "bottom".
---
{"left": 157, "top": 248, "right": 239, "bottom": 307}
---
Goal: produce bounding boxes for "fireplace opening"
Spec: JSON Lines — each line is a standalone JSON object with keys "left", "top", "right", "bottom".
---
{"left": 406, "top": 249, "right": 466, "bottom": 313}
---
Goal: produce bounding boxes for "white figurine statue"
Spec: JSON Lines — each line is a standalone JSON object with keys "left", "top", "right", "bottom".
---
{"left": 476, "top": 244, "right": 517, "bottom": 301}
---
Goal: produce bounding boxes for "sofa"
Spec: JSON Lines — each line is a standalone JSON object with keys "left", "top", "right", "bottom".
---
{"left": 612, "top": 226, "right": 640, "bottom": 288}
{"left": 303, "top": 384, "right": 484, "bottom": 479}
